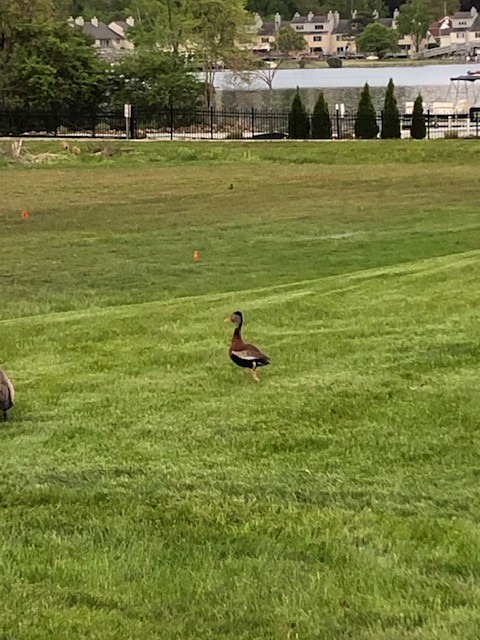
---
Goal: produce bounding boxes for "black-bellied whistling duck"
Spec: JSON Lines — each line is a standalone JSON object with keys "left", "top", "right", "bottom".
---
{"left": 224, "top": 311, "right": 270, "bottom": 382}
{"left": 0, "top": 368, "right": 14, "bottom": 420}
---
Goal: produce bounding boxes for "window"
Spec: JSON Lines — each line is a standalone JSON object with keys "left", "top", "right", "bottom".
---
{"left": 295, "top": 25, "right": 304, "bottom": 30}
{"left": 336, "top": 35, "right": 343, "bottom": 41}
{"left": 100, "top": 39, "right": 111, "bottom": 47}
{"left": 457, "top": 31, "right": 465, "bottom": 38}
{"left": 313, "top": 35, "right": 322, "bottom": 41}
{"left": 337, "top": 46, "right": 344, "bottom": 52}
{"left": 475, "top": 31, "right": 480, "bottom": 38}
{"left": 261, "top": 37, "right": 269, "bottom": 42}
{"left": 459, "top": 20, "right": 466, "bottom": 25}
{"left": 314, "top": 24, "right": 323, "bottom": 30}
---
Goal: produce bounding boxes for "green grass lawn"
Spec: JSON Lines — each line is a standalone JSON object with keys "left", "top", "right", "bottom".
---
{"left": 1, "top": 140, "right": 480, "bottom": 639}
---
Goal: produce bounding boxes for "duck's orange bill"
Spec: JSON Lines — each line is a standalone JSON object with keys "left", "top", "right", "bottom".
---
{"left": 224, "top": 316, "right": 233, "bottom": 323}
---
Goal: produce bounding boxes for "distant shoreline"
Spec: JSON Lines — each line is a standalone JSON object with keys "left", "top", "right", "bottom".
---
{"left": 272, "top": 58, "right": 472, "bottom": 69}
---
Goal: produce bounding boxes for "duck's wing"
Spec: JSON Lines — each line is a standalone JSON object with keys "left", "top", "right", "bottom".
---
{"left": 231, "top": 342, "right": 270, "bottom": 364}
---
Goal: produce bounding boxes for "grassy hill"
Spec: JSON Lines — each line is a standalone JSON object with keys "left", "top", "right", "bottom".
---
{"left": 1, "top": 140, "right": 480, "bottom": 639}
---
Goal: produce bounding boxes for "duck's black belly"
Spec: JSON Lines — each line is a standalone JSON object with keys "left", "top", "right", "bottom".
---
{"left": 230, "top": 354, "right": 268, "bottom": 369}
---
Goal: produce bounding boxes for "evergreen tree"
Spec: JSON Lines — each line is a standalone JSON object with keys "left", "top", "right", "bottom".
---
{"left": 311, "top": 91, "right": 332, "bottom": 139}
{"left": 355, "top": 83, "right": 379, "bottom": 139}
{"left": 288, "top": 88, "right": 310, "bottom": 139}
{"left": 411, "top": 93, "right": 426, "bottom": 139}
{"left": 381, "top": 78, "right": 401, "bottom": 139}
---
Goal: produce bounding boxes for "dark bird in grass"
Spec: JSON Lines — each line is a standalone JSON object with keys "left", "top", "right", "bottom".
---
{"left": 228, "top": 183, "right": 234, "bottom": 190}
{"left": 0, "top": 368, "right": 14, "bottom": 420}
{"left": 224, "top": 311, "right": 270, "bottom": 382}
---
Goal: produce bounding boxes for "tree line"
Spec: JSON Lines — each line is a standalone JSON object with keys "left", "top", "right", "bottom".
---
{"left": 0, "top": 0, "right": 474, "bottom": 115}
{"left": 0, "top": 0, "right": 252, "bottom": 112}
{"left": 66, "top": 0, "right": 479, "bottom": 21}
{"left": 288, "top": 80, "right": 426, "bottom": 139}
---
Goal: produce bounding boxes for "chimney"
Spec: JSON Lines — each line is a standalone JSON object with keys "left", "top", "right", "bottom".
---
{"left": 471, "top": 6, "right": 478, "bottom": 17}
{"left": 334, "top": 10, "right": 340, "bottom": 27}
{"left": 274, "top": 12, "right": 282, "bottom": 30}
{"left": 294, "top": 12, "right": 300, "bottom": 18}
{"left": 91, "top": 16, "right": 98, "bottom": 27}
{"left": 126, "top": 15, "right": 134, "bottom": 27}
{"left": 307, "top": 11, "right": 314, "bottom": 21}
{"left": 74, "top": 16, "right": 84, "bottom": 26}
{"left": 327, "top": 10, "right": 333, "bottom": 23}
{"left": 393, "top": 7, "right": 399, "bottom": 28}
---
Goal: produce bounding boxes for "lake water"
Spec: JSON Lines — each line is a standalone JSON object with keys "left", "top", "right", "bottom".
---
{"left": 214, "top": 63, "right": 480, "bottom": 111}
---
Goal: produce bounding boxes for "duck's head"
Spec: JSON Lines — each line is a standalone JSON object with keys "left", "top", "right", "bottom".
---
{"left": 224, "top": 310, "right": 243, "bottom": 326}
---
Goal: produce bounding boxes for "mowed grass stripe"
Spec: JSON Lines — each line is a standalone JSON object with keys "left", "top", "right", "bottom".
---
{"left": 1, "top": 142, "right": 480, "bottom": 639}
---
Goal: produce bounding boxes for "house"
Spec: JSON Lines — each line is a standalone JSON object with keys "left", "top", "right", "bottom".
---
{"left": 379, "top": 9, "right": 431, "bottom": 55}
{"left": 332, "top": 18, "right": 356, "bottom": 56}
{"left": 289, "top": 10, "right": 356, "bottom": 56}
{"left": 108, "top": 17, "right": 135, "bottom": 51}
{"left": 70, "top": 16, "right": 134, "bottom": 59}
{"left": 252, "top": 13, "right": 284, "bottom": 54}
{"left": 445, "top": 7, "right": 480, "bottom": 52}
{"left": 428, "top": 16, "right": 453, "bottom": 44}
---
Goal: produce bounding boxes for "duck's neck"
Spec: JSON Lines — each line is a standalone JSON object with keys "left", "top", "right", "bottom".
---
{"left": 233, "top": 320, "right": 242, "bottom": 340}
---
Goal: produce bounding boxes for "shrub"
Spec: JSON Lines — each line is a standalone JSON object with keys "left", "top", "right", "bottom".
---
{"left": 411, "top": 94, "right": 426, "bottom": 140}
{"left": 311, "top": 91, "right": 332, "bottom": 139}
{"left": 288, "top": 88, "right": 310, "bottom": 139}
{"left": 355, "top": 83, "right": 379, "bottom": 139}
{"left": 381, "top": 78, "right": 401, "bottom": 139}
{"left": 326, "top": 57, "right": 342, "bottom": 68}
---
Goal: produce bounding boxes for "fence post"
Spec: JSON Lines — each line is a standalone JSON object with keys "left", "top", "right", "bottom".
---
{"left": 130, "top": 105, "right": 136, "bottom": 139}
{"left": 210, "top": 106, "right": 214, "bottom": 139}
{"left": 169, "top": 105, "right": 174, "bottom": 140}
{"left": 427, "top": 109, "right": 430, "bottom": 139}
{"left": 335, "top": 107, "right": 341, "bottom": 140}
{"left": 251, "top": 107, "right": 255, "bottom": 137}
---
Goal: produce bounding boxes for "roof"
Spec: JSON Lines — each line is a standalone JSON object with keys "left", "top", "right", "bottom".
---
{"left": 81, "top": 21, "right": 122, "bottom": 41}
{"left": 112, "top": 20, "right": 130, "bottom": 30}
{"left": 378, "top": 17, "right": 393, "bottom": 27}
{"left": 291, "top": 14, "right": 328, "bottom": 24}
{"left": 453, "top": 11, "right": 472, "bottom": 18}
{"left": 470, "top": 15, "right": 480, "bottom": 30}
{"left": 332, "top": 19, "right": 352, "bottom": 34}
{"left": 259, "top": 21, "right": 275, "bottom": 35}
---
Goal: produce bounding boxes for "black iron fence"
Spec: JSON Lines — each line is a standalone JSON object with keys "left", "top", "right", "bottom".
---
{"left": 1, "top": 106, "right": 479, "bottom": 140}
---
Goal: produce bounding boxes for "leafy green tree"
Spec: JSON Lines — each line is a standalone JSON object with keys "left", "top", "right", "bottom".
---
{"left": 430, "top": 0, "right": 457, "bottom": 19}
{"left": 356, "top": 22, "right": 399, "bottom": 58}
{"left": 69, "top": 0, "right": 130, "bottom": 22}
{"left": 113, "top": 47, "right": 202, "bottom": 108}
{"left": 350, "top": 1, "right": 388, "bottom": 36}
{"left": 288, "top": 88, "right": 310, "bottom": 139}
{"left": 128, "top": 0, "right": 194, "bottom": 53}
{"left": 355, "top": 82, "right": 379, "bottom": 139}
{"left": 274, "top": 25, "right": 306, "bottom": 54}
{"left": 411, "top": 93, "right": 426, "bottom": 139}
{"left": 381, "top": 77, "right": 401, "bottom": 138}
{"left": 0, "top": 22, "right": 107, "bottom": 111}
{"left": 311, "top": 91, "right": 332, "bottom": 139}
{"left": 396, "top": 0, "right": 432, "bottom": 52}
{"left": 191, "top": 0, "right": 253, "bottom": 106}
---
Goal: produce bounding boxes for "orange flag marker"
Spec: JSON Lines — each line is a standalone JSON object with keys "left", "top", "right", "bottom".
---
{"left": 21, "top": 210, "right": 29, "bottom": 219}
{"left": 193, "top": 250, "right": 199, "bottom": 262}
